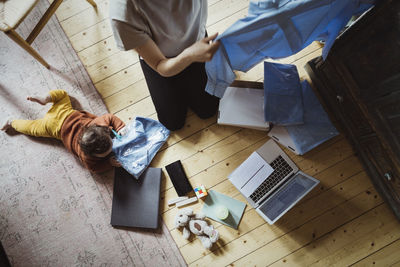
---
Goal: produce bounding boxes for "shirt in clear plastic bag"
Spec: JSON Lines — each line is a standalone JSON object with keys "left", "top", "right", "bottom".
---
{"left": 112, "top": 117, "right": 170, "bottom": 179}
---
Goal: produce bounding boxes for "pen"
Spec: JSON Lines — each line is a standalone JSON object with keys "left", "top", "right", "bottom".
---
{"left": 111, "top": 129, "right": 122, "bottom": 140}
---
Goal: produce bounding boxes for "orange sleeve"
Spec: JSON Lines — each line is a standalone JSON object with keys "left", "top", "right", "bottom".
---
{"left": 91, "top": 114, "right": 125, "bottom": 131}
{"left": 109, "top": 114, "right": 125, "bottom": 131}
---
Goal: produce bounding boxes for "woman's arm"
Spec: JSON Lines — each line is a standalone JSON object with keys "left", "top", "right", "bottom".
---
{"left": 135, "top": 33, "right": 220, "bottom": 77}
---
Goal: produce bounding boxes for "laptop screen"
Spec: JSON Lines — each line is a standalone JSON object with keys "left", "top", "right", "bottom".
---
{"left": 256, "top": 172, "right": 319, "bottom": 224}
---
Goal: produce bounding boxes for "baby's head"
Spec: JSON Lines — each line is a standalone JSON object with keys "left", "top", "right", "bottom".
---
{"left": 79, "top": 125, "right": 113, "bottom": 157}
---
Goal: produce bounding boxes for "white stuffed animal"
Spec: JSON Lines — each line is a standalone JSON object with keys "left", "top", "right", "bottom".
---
{"left": 174, "top": 207, "right": 219, "bottom": 249}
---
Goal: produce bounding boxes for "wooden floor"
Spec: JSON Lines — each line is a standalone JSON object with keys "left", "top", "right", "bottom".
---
{"left": 53, "top": 0, "right": 400, "bottom": 266}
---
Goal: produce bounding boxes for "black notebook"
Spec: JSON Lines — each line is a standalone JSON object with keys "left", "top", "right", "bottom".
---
{"left": 111, "top": 167, "right": 161, "bottom": 229}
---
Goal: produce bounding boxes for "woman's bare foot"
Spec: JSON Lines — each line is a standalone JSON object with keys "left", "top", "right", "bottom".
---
{"left": 27, "top": 96, "right": 50, "bottom": 105}
{"left": 1, "top": 119, "right": 12, "bottom": 131}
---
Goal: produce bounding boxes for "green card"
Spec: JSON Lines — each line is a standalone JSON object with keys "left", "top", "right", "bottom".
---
{"left": 201, "top": 190, "right": 246, "bottom": 229}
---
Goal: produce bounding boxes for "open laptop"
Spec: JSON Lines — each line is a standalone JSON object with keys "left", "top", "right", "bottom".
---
{"left": 268, "top": 125, "right": 301, "bottom": 154}
{"left": 228, "top": 139, "right": 319, "bottom": 224}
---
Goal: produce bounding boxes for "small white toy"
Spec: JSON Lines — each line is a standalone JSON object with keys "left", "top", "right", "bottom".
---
{"left": 174, "top": 207, "right": 219, "bottom": 249}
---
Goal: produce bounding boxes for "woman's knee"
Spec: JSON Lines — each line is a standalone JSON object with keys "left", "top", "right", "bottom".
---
{"left": 191, "top": 96, "right": 219, "bottom": 120}
{"left": 195, "top": 108, "right": 217, "bottom": 120}
{"left": 159, "top": 116, "right": 186, "bottom": 131}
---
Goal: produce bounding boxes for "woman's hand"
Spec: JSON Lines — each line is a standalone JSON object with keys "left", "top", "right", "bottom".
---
{"left": 135, "top": 32, "right": 221, "bottom": 77}
{"left": 182, "top": 33, "right": 220, "bottom": 62}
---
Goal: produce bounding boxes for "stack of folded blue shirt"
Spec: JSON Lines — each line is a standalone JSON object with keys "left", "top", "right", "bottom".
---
{"left": 263, "top": 61, "right": 339, "bottom": 155}
{"left": 264, "top": 62, "right": 303, "bottom": 125}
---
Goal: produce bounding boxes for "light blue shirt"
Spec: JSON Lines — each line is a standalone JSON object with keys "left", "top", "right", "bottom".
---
{"left": 285, "top": 80, "right": 339, "bottom": 155}
{"left": 205, "top": 0, "right": 375, "bottom": 98}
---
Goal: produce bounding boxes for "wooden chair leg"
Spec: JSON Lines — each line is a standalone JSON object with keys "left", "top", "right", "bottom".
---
{"left": 86, "top": 0, "right": 97, "bottom": 7}
{"left": 5, "top": 29, "right": 50, "bottom": 69}
{"left": 26, "top": 0, "right": 64, "bottom": 44}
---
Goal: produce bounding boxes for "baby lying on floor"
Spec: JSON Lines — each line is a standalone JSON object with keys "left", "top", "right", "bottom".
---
{"left": 1, "top": 89, "right": 125, "bottom": 173}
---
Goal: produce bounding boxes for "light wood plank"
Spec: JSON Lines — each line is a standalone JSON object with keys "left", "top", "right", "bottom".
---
{"left": 309, "top": 206, "right": 400, "bottom": 267}
{"left": 54, "top": 0, "right": 103, "bottom": 22}
{"left": 266, "top": 204, "right": 397, "bottom": 267}
{"left": 207, "top": 7, "right": 248, "bottom": 34}
{"left": 351, "top": 238, "right": 400, "bottom": 267}
{"left": 78, "top": 35, "right": 119, "bottom": 67}
{"left": 96, "top": 61, "right": 143, "bottom": 98}
{"left": 153, "top": 125, "right": 241, "bottom": 170}
{"left": 104, "top": 79, "right": 148, "bottom": 114}
{"left": 303, "top": 155, "right": 364, "bottom": 201}
{"left": 113, "top": 96, "right": 155, "bottom": 121}
{"left": 161, "top": 114, "right": 215, "bottom": 147}
{"left": 60, "top": 0, "right": 108, "bottom": 37}
{"left": 69, "top": 19, "right": 112, "bottom": 52}
{"left": 87, "top": 49, "right": 138, "bottom": 83}
{"left": 295, "top": 138, "right": 355, "bottom": 176}
{"left": 207, "top": 0, "right": 249, "bottom": 26}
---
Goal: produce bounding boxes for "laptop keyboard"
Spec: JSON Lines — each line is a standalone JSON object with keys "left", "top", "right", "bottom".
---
{"left": 249, "top": 155, "right": 293, "bottom": 203}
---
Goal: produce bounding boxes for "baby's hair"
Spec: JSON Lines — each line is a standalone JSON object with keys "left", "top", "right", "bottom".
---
{"left": 79, "top": 125, "right": 112, "bottom": 156}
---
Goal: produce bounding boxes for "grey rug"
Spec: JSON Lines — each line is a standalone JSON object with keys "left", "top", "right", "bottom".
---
{"left": 0, "top": 1, "right": 185, "bottom": 266}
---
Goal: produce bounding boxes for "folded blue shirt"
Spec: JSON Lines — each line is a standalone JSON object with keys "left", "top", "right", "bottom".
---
{"left": 264, "top": 62, "right": 303, "bottom": 125}
{"left": 205, "top": 0, "right": 374, "bottom": 98}
{"left": 284, "top": 80, "right": 339, "bottom": 154}
{"left": 112, "top": 117, "right": 170, "bottom": 179}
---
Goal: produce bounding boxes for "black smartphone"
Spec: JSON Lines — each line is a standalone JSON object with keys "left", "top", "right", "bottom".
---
{"left": 165, "top": 160, "right": 193, "bottom": 196}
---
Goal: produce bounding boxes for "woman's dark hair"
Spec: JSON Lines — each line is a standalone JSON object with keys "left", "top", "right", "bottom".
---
{"left": 78, "top": 125, "right": 112, "bottom": 156}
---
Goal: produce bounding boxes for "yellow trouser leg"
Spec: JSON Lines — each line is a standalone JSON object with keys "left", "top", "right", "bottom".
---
{"left": 11, "top": 118, "right": 54, "bottom": 138}
{"left": 11, "top": 90, "right": 75, "bottom": 139}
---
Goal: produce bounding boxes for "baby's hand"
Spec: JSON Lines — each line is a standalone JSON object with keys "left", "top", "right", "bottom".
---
{"left": 118, "top": 126, "right": 128, "bottom": 136}
{"left": 109, "top": 156, "right": 121, "bottom": 167}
